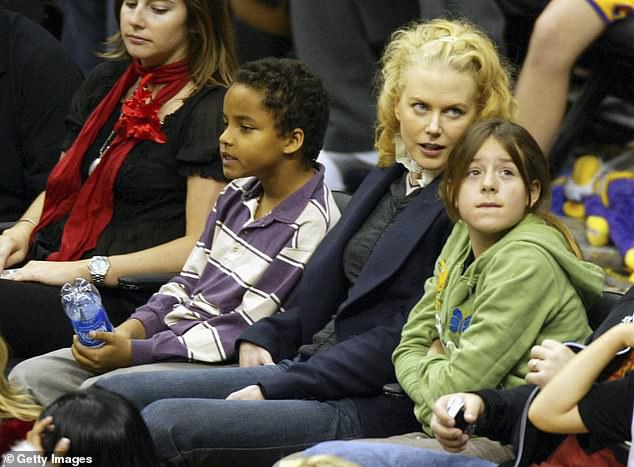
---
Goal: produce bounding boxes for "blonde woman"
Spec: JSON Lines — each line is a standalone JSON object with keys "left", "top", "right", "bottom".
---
{"left": 0, "top": 336, "right": 40, "bottom": 454}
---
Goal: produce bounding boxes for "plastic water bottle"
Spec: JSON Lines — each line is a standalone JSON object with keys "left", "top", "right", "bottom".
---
{"left": 61, "top": 278, "right": 113, "bottom": 348}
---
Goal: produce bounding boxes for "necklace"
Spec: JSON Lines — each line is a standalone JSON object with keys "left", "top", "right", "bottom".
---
{"left": 88, "top": 129, "right": 116, "bottom": 176}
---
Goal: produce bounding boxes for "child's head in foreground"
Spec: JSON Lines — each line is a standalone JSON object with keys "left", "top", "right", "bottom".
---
{"left": 39, "top": 387, "right": 159, "bottom": 467}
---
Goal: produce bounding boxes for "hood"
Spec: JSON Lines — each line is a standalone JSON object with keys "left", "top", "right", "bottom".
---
{"left": 460, "top": 213, "right": 605, "bottom": 310}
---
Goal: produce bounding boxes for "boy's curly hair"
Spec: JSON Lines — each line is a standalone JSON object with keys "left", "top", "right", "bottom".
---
{"left": 236, "top": 57, "right": 330, "bottom": 165}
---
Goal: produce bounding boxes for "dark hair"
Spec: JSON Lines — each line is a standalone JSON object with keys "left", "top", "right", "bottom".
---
{"left": 106, "top": 0, "right": 237, "bottom": 88}
{"left": 235, "top": 57, "right": 330, "bottom": 165}
{"left": 40, "top": 388, "right": 160, "bottom": 467}
{"left": 440, "top": 119, "right": 581, "bottom": 257}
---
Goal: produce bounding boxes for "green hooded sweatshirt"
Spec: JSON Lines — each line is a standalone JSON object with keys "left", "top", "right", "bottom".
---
{"left": 393, "top": 213, "right": 605, "bottom": 433}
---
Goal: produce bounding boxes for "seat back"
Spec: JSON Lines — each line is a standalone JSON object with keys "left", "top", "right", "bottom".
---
{"left": 332, "top": 190, "right": 352, "bottom": 213}
{"left": 587, "top": 290, "right": 624, "bottom": 331}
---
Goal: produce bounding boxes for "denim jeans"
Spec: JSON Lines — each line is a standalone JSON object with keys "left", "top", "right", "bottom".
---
{"left": 300, "top": 440, "right": 497, "bottom": 467}
{"left": 96, "top": 361, "right": 363, "bottom": 467}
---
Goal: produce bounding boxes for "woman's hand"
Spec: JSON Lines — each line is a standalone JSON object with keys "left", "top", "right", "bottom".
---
{"left": 238, "top": 341, "right": 274, "bottom": 367}
{"left": 226, "top": 385, "right": 265, "bottom": 400}
{"left": 4, "top": 260, "right": 90, "bottom": 286}
{"left": 0, "top": 226, "right": 31, "bottom": 271}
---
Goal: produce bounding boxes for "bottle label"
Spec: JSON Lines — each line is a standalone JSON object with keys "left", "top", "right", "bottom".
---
{"left": 71, "top": 306, "right": 113, "bottom": 348}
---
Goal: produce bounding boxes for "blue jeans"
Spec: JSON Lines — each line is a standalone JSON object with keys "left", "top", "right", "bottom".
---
{"left": 302, "top": 440, "right": 497, "bottom": 467}
{"left": 96, "top": 361, "right": 363, "bottom": 467}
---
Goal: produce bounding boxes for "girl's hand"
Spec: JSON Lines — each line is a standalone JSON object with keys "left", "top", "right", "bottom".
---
{"left": 427, "top": 339, "right": 446, "bottom": 356}
{"left": 5, "top": 260, "right": 90, "bottom": 286}
{"left": 431, "top": 393, "right": 483, "bottom": 452}
{"left": 26, "top": 416, "right": 71, "bottom": 460}
{"left": 618, "top": 323, "right": 634, "bottom": 348}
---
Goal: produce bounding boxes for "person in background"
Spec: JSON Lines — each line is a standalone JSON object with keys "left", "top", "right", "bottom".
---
{"left": 11, "top": 57, "right": 339, "bottom": 406}
{"left": 55, "top": 0, "right": 117, "bottom": 74}
{"left": 508, "top": 0, "right": 634, "bottom": 153}
{"left": 0, "top": 0, "right": 237, "bottom": 359}
{"left": 229, "top": 0, "right": 292, "bottom": 63}
{"left": 0, "top": 7, "right": 83, "bottom": 224}
{"left": 96, "top": 19, "right": 517, "bottom": 467}
{"left": 288, "top": 0, "right": 420, "bottom": 192}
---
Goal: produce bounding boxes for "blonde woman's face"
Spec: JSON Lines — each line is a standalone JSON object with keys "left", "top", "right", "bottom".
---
{"left": 394, "top": 63, "right": 478, "bottom": 172}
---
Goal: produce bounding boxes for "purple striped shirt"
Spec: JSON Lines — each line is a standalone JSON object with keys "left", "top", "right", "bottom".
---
{"left": 129, "top": 164, "right": 340, "bottom": 364}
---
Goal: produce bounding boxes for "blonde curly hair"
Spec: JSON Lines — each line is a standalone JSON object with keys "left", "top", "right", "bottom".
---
{"left": 0, "top": 336, "right": 41, "bottom": 421}
{"left": 375, "top": 18, "right": 517, "bottom": 167}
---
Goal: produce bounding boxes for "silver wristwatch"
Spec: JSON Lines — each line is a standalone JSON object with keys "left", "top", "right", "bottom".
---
{"left": 88, "top": 256, "right": 111, "bottom": 285}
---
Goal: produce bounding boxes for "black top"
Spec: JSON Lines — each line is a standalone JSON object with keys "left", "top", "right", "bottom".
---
{"left": 239, "top": 165, "right": 453, "bottom": 437}
{"left": 297, "top": 172, "right": 421, "bottom": 359}
{"left": 0, "top": 9, "right": 84, "bottom": 221}
{"left": 33, "top": 60, "right": 226, "bottom": 259}
{"left": 343, "top": 171, "right": 417, "bottom": 283}
{"left": 579, "top": 369, "right": 633, "bottom": 459}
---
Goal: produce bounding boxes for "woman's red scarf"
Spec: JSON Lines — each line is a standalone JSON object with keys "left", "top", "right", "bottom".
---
{"left": 33, "top": 59, "right": 192, "bottom": 261}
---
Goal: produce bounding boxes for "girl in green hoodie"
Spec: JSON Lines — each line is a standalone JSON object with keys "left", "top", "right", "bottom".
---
{"left": 393, "top": 119, "right": 605, "bottom": 459}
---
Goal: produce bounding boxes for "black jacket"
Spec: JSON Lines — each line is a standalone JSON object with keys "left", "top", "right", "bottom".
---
{"left": 238, "top": 165, "right": 454, "bottom": 437}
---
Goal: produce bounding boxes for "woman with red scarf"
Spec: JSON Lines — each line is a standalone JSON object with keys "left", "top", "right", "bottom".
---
{"left": 0, "top": 0, "right": 237, "bottom": 358}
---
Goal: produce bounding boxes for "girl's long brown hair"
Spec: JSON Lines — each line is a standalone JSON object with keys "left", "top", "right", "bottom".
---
{"left": 440, "top": 119, "right": 582, "bottom": 258}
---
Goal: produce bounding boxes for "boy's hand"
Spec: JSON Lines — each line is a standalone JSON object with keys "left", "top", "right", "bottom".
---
{"left": 431, "top": 393, "right": 483, "bottom": 452}
{"left": 526, "top": 339, "right": 575, "bottom": 388}
{"left": 238, "top": 341, "right": 274, "bottom": 367}
{"left": 71, "top": 331, "right": 132, "bottom": 373}
{"left": 226, "top": 384, "right": 265, "bottom": 400}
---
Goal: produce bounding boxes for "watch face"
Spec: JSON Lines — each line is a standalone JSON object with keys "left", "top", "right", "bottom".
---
{"left": 90, "top": 257, "right": 109, "bottom": 275}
